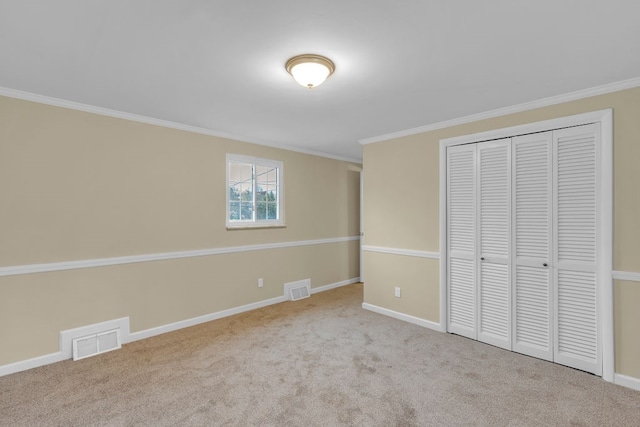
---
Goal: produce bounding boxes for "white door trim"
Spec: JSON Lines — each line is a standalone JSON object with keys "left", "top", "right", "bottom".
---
{"left": 439, "top": 109, "right": 613, "bottom": 382}
{"left": 360, "top": 170, "right": 364, "bottom": 282}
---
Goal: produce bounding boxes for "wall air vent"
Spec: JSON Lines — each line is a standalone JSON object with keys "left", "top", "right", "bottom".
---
{"left": 72, "top": 329, "right": 121, "bottom": 361}
{"left": 284, "top": 279, "right": 311, "bottom": 301}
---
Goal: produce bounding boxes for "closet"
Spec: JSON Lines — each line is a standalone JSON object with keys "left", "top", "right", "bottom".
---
{"left": 446, "top": 123, "right": 602, "bottom": 376}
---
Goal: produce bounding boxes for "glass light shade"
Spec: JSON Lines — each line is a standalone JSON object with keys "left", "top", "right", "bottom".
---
{"left": 286, "top": 54, "right": 335, "bottom": 89}
{"left": 290, "top": 62, "right": 330, "bottom": 88}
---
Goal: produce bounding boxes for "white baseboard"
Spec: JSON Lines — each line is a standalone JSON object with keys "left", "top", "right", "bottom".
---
{"left": 614, "top": 373, "right": 640, "bottom": 392}
{"left": 0, "top": 351, "right": 67, "bottom": 378}
{"left": 0, "top": 317, "right": 132, "bottom": 377}
{"left": 0, "top": 277, "right": 360, "bottom": 377}
{"left": 130, "top": 277, "right": 360, "bottom": 342}
{"left": 363, "top": 306, "right": 640, "bottom": 392}
{"left": 362, "top": 302, "right": 444, "bottom": 332}
{"left": 311, "top": 277, "right": 360, "bottom": 294}
{"left": 128, "top": 295, "right": 288, "bottom": 342}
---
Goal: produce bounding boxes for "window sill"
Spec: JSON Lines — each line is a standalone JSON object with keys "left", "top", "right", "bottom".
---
{"left": 226, "top": 224, "right": 287, "bottom": 231}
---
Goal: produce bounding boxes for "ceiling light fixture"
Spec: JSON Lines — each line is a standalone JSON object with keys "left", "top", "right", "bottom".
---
{"left": 285, "top": 54, "right": 335, "bottom": 89}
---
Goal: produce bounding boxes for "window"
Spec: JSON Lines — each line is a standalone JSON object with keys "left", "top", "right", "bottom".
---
{"left": 226, "top": 154, "right": 284, "bottom": 228}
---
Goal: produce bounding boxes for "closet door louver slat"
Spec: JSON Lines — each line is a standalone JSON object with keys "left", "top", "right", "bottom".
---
{"left": 553, "top": 124, "right": 601, "bottom": 375}
{"left": 447, "top": 145, "right": 476, "bottom": 339}
{"left": 477, "top": 140, "right": 511, "bottom": 349}
{"left": 512, "top": 132, "right": 553, "bottom": 361}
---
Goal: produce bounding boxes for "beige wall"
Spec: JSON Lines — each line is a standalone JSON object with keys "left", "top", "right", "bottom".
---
{"left": 0, "top": 95, "right": 361, "bottom": 366}
{"left": 363, "top": 252, "right": 439, "bottom": 322}
{"left": 362, "top": 86, "right": 640, "bottom": 378}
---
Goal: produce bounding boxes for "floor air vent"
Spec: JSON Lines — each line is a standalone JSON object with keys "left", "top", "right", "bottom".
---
{"left": 290, "top": 286, "right": 310, "bottom": 300}
{"left": 72, "top": 329, "right": 121, "bottom": 361}
{"left": 284, "top": 279, "right": 311, "bottom": 301}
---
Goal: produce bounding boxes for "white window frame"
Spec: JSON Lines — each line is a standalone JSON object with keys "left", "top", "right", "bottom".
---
{"left": 226, "top": 154, "right": 284, "bottom": 229}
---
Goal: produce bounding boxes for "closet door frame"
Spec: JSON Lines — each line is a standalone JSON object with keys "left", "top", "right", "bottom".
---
{"left": 439, "top": 109, "right": 613, "bottom": 382}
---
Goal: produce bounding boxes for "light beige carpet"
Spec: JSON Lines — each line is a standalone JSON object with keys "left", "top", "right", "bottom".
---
{"left": 1, "top": 283, "right": 639, "bottom": 426}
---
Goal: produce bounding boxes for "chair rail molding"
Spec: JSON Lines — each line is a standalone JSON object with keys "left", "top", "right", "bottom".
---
{"left": 0, "top": 236, "right": 361, "bottom": 277}
{"left": 362, "top": 245, "right": 439, "bottom": 259}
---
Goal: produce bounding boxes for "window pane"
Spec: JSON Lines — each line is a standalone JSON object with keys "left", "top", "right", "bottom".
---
{"left": 255, "top": 165, "right": 277, "bottom": 220}
{"left": 229, "top": 185, "right": 241, "bottom": 201}
{"left": 240, "top": 184, "right": 253, "bottom": 202}
{"left": 256, "top": 201, "right": 267, "bottom": 220}
{"left": 229, "top": 162, "right": 253, "bottom": 222}
{"left": 256, "top": 166, "right": 277, "bottom": 189}
{"left": 229, "top": 202, "right": 240, "bottom": 220}
{"left": 229, "top": 163, "right": 253, "bottom": 185}
{"left": 241, "top": 202, "right": 253, "bottom": 220}
{"left": 266, "top": 202, "right": 277, "bottom": 220}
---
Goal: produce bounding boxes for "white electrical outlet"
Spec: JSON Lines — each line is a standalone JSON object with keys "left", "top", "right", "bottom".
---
{"left": 258, "top": 278, "right": 264, "bottom": 288}
{"left": 394, "top": 287, "right": 401, "bottom": 298}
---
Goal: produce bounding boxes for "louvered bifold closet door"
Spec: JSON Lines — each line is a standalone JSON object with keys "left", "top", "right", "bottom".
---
{"left": 553, "top": 124, "right": 601, "bottom": 375}
{"left": 447, "top": 144, "right": 477, "bottom": 339}
{"left": 512, "top": 132, "right": 554, "bottom": 361}
{"left": 477, "top": 139, "right": 511, "bottom": 349}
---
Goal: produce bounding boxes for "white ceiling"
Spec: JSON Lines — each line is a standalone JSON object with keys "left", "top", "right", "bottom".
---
{"left": 1, "top": 1, "right": 640, "bottom": 163}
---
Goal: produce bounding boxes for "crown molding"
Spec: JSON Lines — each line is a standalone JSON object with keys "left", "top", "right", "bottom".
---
{"left": 0, "top": 87, "right": 362, "bottom": 164}
{"left": 359, "top": 76, "right": 640, "bottom": 145}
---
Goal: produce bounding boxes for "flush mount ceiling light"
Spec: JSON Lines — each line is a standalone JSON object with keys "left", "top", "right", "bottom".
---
{"left": 285, "top": 54, "right": 335, "bottom": 89}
